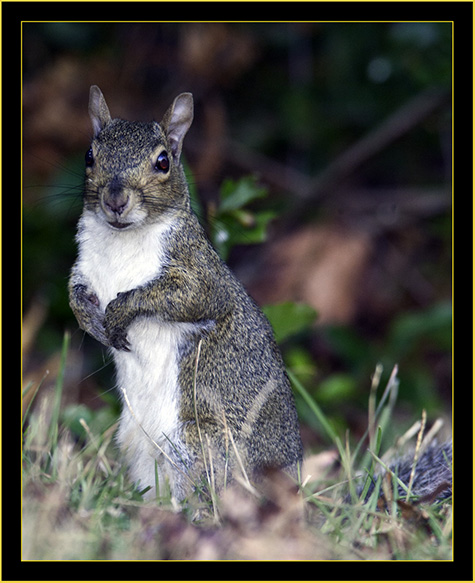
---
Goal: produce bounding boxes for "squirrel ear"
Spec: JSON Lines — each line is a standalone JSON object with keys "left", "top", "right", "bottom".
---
{"left": 162, "top": 93, "right": 193, "bottom": 162}
{"left": 89, "top": 85, "right": 112, "bottom": 137}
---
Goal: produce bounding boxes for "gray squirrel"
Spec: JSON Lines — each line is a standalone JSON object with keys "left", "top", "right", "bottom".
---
{"left": 69, "top": 86, "right": 303, "bottom": 500}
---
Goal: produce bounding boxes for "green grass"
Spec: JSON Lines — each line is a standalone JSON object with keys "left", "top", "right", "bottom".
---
{"left": 22, "top": 334, "right": 452, "bottom": 560}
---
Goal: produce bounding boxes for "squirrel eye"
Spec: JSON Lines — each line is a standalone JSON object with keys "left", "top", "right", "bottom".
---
{"left": 155, "top": 151, "right": 169, "bottom": 173}
{"left": 85, "top": 147, "right": 94, "bottom": 167}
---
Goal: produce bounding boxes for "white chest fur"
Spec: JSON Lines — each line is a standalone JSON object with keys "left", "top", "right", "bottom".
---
{"left": 76, "top": 212, "right": 173, "bottom": 306}
{"left": 76, "top": 212, "right": 192, "bottom": 493}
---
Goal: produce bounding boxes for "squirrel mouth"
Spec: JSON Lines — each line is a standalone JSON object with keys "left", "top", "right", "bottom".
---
{"left": 108, "top": 220, "right": 132, "bottom": 230}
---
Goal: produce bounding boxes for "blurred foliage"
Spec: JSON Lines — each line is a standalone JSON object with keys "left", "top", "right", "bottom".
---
{"left": 208, "top": 175, "right": 275, "bottom": 260}
{"left": 22, "top": 22, "right": 452, "bottom": 443}
{"left": 263, "top": 301, "right": 317, "bottom": 344}
{"left": 262, "top": 297, "right": 451, "bottom": 442}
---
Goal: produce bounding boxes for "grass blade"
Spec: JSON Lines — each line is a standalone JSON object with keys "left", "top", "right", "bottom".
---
{"left": 288, "top": 369, "right": 338, "bottom": 444}
{"left": 47, "top": 331, "right": 70, "bottom": 450}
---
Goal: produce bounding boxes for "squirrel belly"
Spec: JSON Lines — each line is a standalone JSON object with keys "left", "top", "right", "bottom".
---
{"left": 115, "top": 318, "right": 202, "bottom": 499}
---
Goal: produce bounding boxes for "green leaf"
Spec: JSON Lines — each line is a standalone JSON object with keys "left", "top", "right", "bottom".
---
{"left": 219, "top": 175, "right": 268, "bottom": 213}
{"left": 262, "top": 301, "right": 317, "bottom": 343}
{"left": 210, "top": 175, "right": 275, "bottom": 259}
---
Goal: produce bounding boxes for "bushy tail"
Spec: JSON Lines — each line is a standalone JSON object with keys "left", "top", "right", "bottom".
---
{"left": 363, "top": 441, "right": 452, "bottom": 503}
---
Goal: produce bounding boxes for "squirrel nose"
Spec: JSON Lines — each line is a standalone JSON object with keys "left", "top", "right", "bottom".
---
{"left": 104, "top": 179, "right": 129, "bottom": 215}
{"left": 105, "top": 194, "right": 128, "bottom": 215}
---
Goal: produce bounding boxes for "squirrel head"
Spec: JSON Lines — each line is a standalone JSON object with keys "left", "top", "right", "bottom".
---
{"left": 84, "top": 85, "right": 194, "bottom": 229}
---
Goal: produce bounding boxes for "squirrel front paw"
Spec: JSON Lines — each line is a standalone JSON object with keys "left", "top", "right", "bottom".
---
{"left": 70, "top": 284, "right": 110, "bottom": 346}
{"left": 104, "top": 292, "right": 134, "bottom": 352}
{"left": 107, "top": 328, "right": 131, "bottom": 352}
